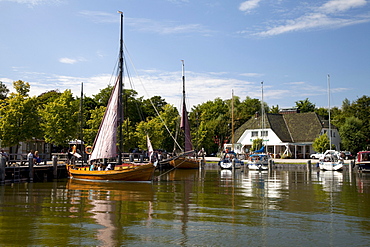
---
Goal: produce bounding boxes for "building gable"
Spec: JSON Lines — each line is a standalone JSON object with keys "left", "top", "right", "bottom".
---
{"left": 235, "top": 112, "right": 326, "bottom": 144}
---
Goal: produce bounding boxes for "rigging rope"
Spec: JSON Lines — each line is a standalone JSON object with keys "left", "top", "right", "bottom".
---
{"left": 122, "top": 43, "right": 183, "bottom": 151}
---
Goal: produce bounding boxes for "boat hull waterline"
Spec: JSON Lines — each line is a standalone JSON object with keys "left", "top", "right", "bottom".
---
{"left": 170, "top": 157, "right": 200, "bottom": 169}
{"left": 67, "top": 163, "right": 156, "bottom": 181}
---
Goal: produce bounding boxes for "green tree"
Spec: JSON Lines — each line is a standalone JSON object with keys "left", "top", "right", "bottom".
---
{"left": 269, "top": 105, "right": 280, "bottom": 114}
{"left": 93, "top": 85, "right": 113, "bottom": 107}
{"left": 339, "top": 117, "right": 367, "bottom": 153}
{"left": 251, "top": 138, "right": 263, "bottom": 152}
{"left": 13, "top": 80, "right": 30, "bottom": 97}
{"left": 83, "top": 106, "right": 106, "bottom": 146}
{"left": 0, "top": 94, "right": 41, "bottom": 148}
{"left": 190, "top": 98, "right": 229, "bottom": 154}
{"left": 312, "top": 133, "right": 330, "bottom": 153}
{"left": 295, "top": 98, "right": 316, "bottom": 113}
{"left": 39, "top": 89, "right": 79, "bottom": 146}
{"left": 136, "top": 104, "right": 179, "bottom": 152}
{"left": 237, "top": 96, "right": 265, "bottom": 130}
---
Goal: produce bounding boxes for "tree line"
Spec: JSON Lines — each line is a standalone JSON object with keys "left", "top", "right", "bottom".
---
{"left": 0, "top": 80, "right": 369, "bottom": 156}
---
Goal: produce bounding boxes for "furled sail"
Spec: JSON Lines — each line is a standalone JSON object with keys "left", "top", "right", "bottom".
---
{"left": 180, "top": 60, "right": 193, "bottom": 152}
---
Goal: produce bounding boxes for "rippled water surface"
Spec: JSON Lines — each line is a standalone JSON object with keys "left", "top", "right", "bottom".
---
{"left": 1, "top": 167, "right": 370, "bottom": 246}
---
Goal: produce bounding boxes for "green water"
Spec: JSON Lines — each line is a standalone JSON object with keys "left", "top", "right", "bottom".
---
{"left": 1, "top": 168, "right": 369, "bottom": 246}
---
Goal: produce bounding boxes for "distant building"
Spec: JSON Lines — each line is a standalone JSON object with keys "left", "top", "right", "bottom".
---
{"left": 234, "top": 112, "right": 340, "bottom": 159}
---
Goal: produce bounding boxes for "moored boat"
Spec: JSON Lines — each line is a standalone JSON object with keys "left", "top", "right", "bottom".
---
{"left": 246, "top": 153, "right": 272, "bottom": 170}
{"left": 318, "top": 150, "right": 343, "bottom": 171}
{"left": 356, "top": 151, "right": 370, "bottom": 172}
{"left": 218, "top": 151, "right": 244, "bottom": 169}
{"left": 67, "top": 12, "right": 156, "bottom": 181}
{"left": 169, "top": 61, "right": 202, "bottom": 169}
{"left": 318, "top": 76, "right": 343, "bottom": 172}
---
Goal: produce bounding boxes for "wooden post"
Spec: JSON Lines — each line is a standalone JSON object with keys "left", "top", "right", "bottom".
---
{"left": 349, "top": 160, "right": 354, "bottom": 173}
{"left": 28, "top": 157, "right": 34, "bottom": 183}
{"left": 53, "top": 156, "right": 58, "bottom": 179}
{"left": 0, "top": 157, "right": 5, "bottom": 184}
{"left": 268, "top": 159, "right": 273, "bottom": 170}
{"left": 306, "top": 160, "right": 312, "bottom": 172}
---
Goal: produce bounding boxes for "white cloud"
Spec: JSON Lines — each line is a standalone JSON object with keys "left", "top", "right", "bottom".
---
{"left": 78, "top": 10, "right": 117, "bottom": 23}
{"left": 0, "top": 0, "right": 62, "bottom": 6}
{"left": 79, "top": 11, "right": 214, "bottom": 35}
{"left": 59, "top": 57, "right": 86, "bottom": 64}
{"left": 239, "top": 0, "right": 262, "bottom": 12}
{"left": 319, "top": 0, "right": 367, "bottom": 14}
{"left": 250, "top": 0, "right": 370, "bottom": 37}
{"left": 128, "top": 18, "right": 214, "bottom": 35}
{"left": 240, "top": 72, "right": 264, "bottom": 77}
{"left": 59, "top": 58, "right": 77, "bottom": 64}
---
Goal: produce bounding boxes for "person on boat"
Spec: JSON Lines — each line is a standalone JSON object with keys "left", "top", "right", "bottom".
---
{"left": 105, "top": 164, "right": 112, "bottom": 170}
{"left": 150, "top": 151, "right": 158, "bottom": 163}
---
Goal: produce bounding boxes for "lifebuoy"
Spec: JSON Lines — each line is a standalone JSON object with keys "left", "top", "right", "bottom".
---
{"left": 85, "top": 146, "right": 92, "bottom": 154}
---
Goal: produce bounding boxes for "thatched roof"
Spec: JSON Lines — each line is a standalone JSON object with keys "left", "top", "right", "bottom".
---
{"left": 235, "top": 112, "right": 333, "bottom": 143}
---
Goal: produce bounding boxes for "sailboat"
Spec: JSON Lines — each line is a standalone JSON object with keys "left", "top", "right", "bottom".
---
{"left": 67, "top": 12, "right": 156, "bottom": 181}
{"left": 219, "top": 90, "right": 244, "bottom": 169}
{"left": 319, "top": 75, "right": 343, "bottom": 171}
{"left": 169, "top": 60, "right": 202, "bottom": 169}
{"left": 246, "top": 81, "right": 272, "bottom": 170}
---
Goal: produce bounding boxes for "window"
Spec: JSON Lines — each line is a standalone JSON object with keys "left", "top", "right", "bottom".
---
{"left": 261, "top": 131, "right": 268, "bottom": 137}
{"left": 251, "top": 131, "right": 258, "bottom": 137}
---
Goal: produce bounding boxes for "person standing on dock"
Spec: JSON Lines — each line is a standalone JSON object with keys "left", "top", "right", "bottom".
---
{"left": 27, "top": 150, "right": 34, "bottom": 159}
{"left": 34, "top": 151, "right": 41, "bottom": 164}
{"left": 1, "top": 150, "right": 9, "bottom": 165}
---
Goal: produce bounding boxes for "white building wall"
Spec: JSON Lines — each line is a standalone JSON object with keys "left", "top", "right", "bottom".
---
{"left": 321, "top": 128, "right": 341, "bottom": 150}
{"left": 237, "top": 129, "right": 283, "bottom": 147}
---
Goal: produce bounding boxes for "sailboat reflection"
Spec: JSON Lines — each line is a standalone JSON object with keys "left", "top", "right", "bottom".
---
{"left": 66, "top": 179, "right": 154, "bottom": 246}
{"left": 314, "top": 171, "right": 343, "bottom": 192}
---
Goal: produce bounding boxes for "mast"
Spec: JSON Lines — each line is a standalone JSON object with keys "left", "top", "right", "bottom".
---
{"left": 261, "top": 81, "right": 265, "bottom": 148}
{"left": 118, "top": 11, "right": 124, "bottom": 164}
{"left": 80, "top": 82, "right": 84, "bottom": 163}
{"left": 231, "top": 89, "right": 234, "bottom": 151}
{"left": 180, "top": 60, "right": 192, "bottom": 152}
{"left": 327, "top": 74, "right": 332, "bottom": 149}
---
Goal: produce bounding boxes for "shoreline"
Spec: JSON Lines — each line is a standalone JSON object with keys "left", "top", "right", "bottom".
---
{"left": 204, "top": 157, "right": 354, "bottom": 165}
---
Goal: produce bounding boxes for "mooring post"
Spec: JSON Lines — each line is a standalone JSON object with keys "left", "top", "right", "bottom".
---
{"left": 0, "top": 157, "right": 5, "bottom": 184}
{"left": 268, "top": 159, "right": 273, "bottom": 170}
{"left": 349, "top": 160, "right": 354, "bottom": 173}
{"left": 306, "top": 160, "right": 312, "bottom": 172}
{"left": 28, "top": 156, "right": 34, "bottom": 183}
{"left": 53, "top": 156, "right": 58, "bottom": 179}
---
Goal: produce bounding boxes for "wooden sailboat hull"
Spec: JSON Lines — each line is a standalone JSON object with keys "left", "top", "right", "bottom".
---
{"left": 169, "top": 157, "right": 200, "bottom": 169}
{"left": 67, "top": 163, "right": 156, "bottom": 181}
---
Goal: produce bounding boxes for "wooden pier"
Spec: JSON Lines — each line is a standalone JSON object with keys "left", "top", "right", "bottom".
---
{"left": 0, "top": 156, "right": 68, "bottom": 184}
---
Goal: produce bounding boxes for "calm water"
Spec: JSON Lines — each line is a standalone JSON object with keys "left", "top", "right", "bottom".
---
{"left": 1, "top": 166, "right": 370, "bottom": 246}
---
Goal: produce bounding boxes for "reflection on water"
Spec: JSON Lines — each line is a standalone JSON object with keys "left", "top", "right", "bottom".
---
{"left": 1, "top": 168, "right": 370, "bottom": 246}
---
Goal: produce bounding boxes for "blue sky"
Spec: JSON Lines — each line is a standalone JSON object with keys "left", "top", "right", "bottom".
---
{"left": 0, "top": 0, "right": 369, "bottom": 110}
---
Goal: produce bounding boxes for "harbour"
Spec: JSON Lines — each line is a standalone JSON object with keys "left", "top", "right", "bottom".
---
{"left": 1, "top": 164, "right": 370, "bottom": 246}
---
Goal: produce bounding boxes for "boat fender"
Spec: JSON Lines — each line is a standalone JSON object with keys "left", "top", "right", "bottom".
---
{"left": 85, "top": 146, "right": 92, "bottom": 154}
